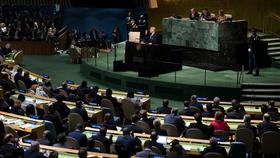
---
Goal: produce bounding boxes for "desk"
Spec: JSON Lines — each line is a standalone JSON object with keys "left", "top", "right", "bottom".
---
{"left": 13, "top": 92, "right": 104, "bottom": 123}
{"left": 147, "top": 113, "right": 280, "bottom": 134}
{"left": 84, "top": 127, "right": 231, "bottom": 156}
{"left": 66, "top": 84, "right": 151, "bottom": 110}
{"left": 0, "top": 111, "right": 45, "bottom": 139}
{"left": 19, "top": 142, "right": 118, "bottom": 158}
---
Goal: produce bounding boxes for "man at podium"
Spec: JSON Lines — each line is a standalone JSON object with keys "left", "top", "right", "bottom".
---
{"left": 147, "top": 27, "right": 160, "bottom": 44}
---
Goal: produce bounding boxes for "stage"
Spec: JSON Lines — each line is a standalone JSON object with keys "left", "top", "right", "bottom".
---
{"left": 80, "top": 42, "right": 280, "bottom": 100}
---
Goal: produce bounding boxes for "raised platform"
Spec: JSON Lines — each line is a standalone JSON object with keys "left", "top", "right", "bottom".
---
{"left": 80, "top": 42, "right": 280, "bottom": 100}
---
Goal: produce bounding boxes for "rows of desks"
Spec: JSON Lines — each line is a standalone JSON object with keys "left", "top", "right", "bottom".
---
{"left": 0, "top": 111, "right": 45, "bottom": 139}
{"left": 84, "top": 127, "right": 231, "bottom": 156}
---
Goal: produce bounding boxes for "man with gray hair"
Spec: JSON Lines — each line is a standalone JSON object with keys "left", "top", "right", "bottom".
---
{"left": 212, "top": 97, "right": 225, "bottom": 113}
{"left": 24, "top": 141, "right": 47, "bottom": 158}
{"left": 164, "top": 107, "right": 186, "bottom": 134}
{"left": 257, "top": 113, "right": 279, "bottom": 135}
{"left": 237, "top": 114, "right": 257, "bottom": 138}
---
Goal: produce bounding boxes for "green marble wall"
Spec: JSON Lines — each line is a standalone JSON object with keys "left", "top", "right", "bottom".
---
{"left": 162, "top": 18, "right": 247, "bottom": 52}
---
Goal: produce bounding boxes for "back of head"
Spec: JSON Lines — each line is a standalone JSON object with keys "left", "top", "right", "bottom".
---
{"left": 194, "top": 113, "right": 202, "bottom": 123}
{"left": 162, "top": 99, "right": 169, "bottom": 107}
{"left": 106, "top": 88, "right": 112, "bottom": 96}
{"left": 81, "top": 81, "right": 87, "bottom": 87}
{"left": 43, "top": 130, "right": 52, "bottom": 140}
{"left": 171, "top": 107, "right": 178, "bottom": 115}
{"left": 150, "top": 131, "right": 158, "bottom": 141}
{"left": 104, "top": 113, "right": 112, "bottom": 122}
{"left": 78, "top": 148, "right": 88, "bottom": 158}
{"left": 184, "top": 100, "right": 190, "bottom": 108}
{"left": 263, "top": 113, "right": 271, "bottom": 122}
{"left": 55, "top": 95, "right": 64, "bottom": 103}
{"left": 153, "top": 119, "right": 161, "bottom": 129}
{"left": 76, "top": 101, "right": 83, "bottom": 108}
{"left": 268, "top": 100, "right": 275, "bottom": 107}
{"left": 127, "top": 90, "right": 134, "bottom": 98}
{"left": 30, "top": 141, "right": 40, "bottom": 152}
{"left": 139, "top": 109, "right": 147, "bottom": 118}
{"left": 76, "top": 123, "right": 84, "bottom": 131}
{"left": 17, "top": 94, "right": 25, "bottom": 102}
{"left": 57, "top": 133, "right": 66, "bottom": 144}
{"left": 215, "top": 111, "right": 224, "bottom": 122}
{"left": 122, "top": 127, "right": 130, "bottom": 135}
{"left": 243, "top": 114, "right": 251, "bottom": 124}
{"left": 14, "top": 99, "right": 22, "bottom": 108}
{"left": 99, "top": 127, "right": 107, "bottom": 136}
{"left": 209, "top": 137, "right": 218, "bottom": 147}
{"left": 17, "top": 67, "right": 23, "bottom": 73}
{"left": 131, "top": 114, "right": 139, "bottom": 123}
{"left": 213, "top": 97, "right": 220, "bottom": 105}
{"left": 206, "top": 104, "right": 213, "bottom": 112}
{"left": 143, "top": 140, "right": 152, "bottom": 149}
{"left": 173, "top": 144, "right": 183, "bottom": 155}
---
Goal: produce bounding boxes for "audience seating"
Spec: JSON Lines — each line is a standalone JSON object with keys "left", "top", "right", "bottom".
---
{"left": 203, "top": 152, "right": 224, "bottom": 158}
{"left": 136, "top": 120, "right": 151, "bottom": 134}
{"left": 185, "top": 128, "right": 208, "bottom": 139}
{"left": 213, "top": 130, "right": 229, "bottom": 141}
{"left": 65, "top": 136, "right": 80, "bottom": 149}
{"left": 261, "top": 131, "right": 280, "bottom": 157}
{"left": 94, "top": 139, "right": 106, "bottom": 153}
{"left": 235, "top": 128, "right": 254, "bottom": 155}
{"left": 122, "top": 98, "right": 138, "bottom": 125}
{"left": 230, "top": 142, "right": 247, "bottom": 158}
{"left": 101, "top": 98, "right": 116, "bottom": 116}
{"left": 44, "top": 121, "right": 57, "bottom": 142}
{"left": 68, "top": 113, "right": 84, "bottom": 132}
{"left": 152, "top": 146, "right": 162, "bottom": 155}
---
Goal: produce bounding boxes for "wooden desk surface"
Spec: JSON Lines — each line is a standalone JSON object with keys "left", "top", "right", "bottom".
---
{"left": 147, "top": 112, "right": 280, "bottom": 133}
{"left": 84, "top": 127, "right": 231, "bottom": 155}
{"left": 19, "top": 142, "right": 118, "bottom": 158}
{"left": 0, "top": 111, "right": 45, "bottom": 138}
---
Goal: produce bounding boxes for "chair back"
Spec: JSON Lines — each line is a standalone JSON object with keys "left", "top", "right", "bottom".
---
{"left": 213, "top": 130, "right": 229, "bottom": 141}
{"left": 44, "top": 120, "right": 57, "bottom": 142}
{"left": 13, "top": 51, "right": 24, "bottom": 65}
{"left": 235, "top": 128, "right": 254, "bottom": 153}
{"left": 161, "top": 123, "right": 179, "bottom": 137}
{"left": 110, "top": 143, "right": 117, "bottom": 154}
{"left": 185, "top": 128, "right": 207, "bottom": 139}
{"left": 136, "top": 120, "right": 151, "bottom": 134}
{"left": 17, "top": 80, "right": 27, "bottom": 92}
{"left": 94, "top": 140, "right": 106, "bottom": 152}
{"left": 203, "top": 152, "right": 224, "bottom": 158}
{"left": 68, "top": 113, "right": 84, "bottom": 132}
{"left": 152, "top": 146, "right": 162, "bottom": 155}
{"left": 230, "top": 142, "right": 246, "bottom": 158}
{"left": 101, "top": 98, "right": 116, "bottom": 116}
{"left": 122, "top": 98, "right": 138, "bottom": 121}
{"left": 42, "top": 87, "right": 52, "bottom": 98}
{"left": 58, "top": 89, "right": 68, "bottom": 98}
{"left": 4, "top": 126, "right": 19, "bottom": 138}
{"left": 65, "top": 136, "right": 80, "bottom": 149}
{"left": 261, "top": 131, "right": 280, "bottom": 155}
{"left": 190, "top": 106, "right": 201, "bottom": 113}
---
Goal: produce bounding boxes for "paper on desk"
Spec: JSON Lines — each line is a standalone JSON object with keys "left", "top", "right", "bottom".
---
{"left": 20, "top": 124, "right": 34, "bottom": 128}
{"left": 157, "top": 136, "right": 167, "bottom": 145}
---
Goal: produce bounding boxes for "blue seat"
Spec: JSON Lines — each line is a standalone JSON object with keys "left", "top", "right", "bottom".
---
{"left": 230, "top": 142, "right": 246, "bottom": 158}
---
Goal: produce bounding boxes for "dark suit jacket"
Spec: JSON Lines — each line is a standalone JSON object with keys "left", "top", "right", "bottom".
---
{"left": 213, "top": 105, "right": 225, "bottom": 113}
{"left": 124, "top": 123, "right": 143, "bottom": 133}
{"left": 141, "top": 117, "right": 154, "bottom": 128}
{"left": 237, "top": 124, "right": 257, "bottom": 138}
{"left": 116, "top": 135, "right": 140, "bottom": 156}
{"left": 157, "top": 106, "right": 171, "bottom": 114}
{"left": 70, "top": 107, "right": 89, "bottom": 122}
{"left": 148, "top": 33, "right": 161, "bottom": 44}
{"left": 76, "top": 86, "right": 90, "bottom": 101}
{"left": 190, "top": 103, "right": 204, "bottom": 112}
{"left": 257, "top": 121, "right": 279, "bottom": 135}
{"left": 136, "top": 148, "right": 156, "bottom": 158}
{"left": 164, "top": 114, "right": 185, "bottom": 133}
{"left": 188, "top": 122, "right": 211, "bottom": 137}
{"left": 201, "top": 145, "right": 228, "bottom": 158}
{"left": 68, "top": 130, "right": 88, "bottom": 147}
{"left": 179, "top": 108, "right": 195, "bottom": 116}
{"left": 189, "top": 13, "right": 200, "bottom": 20}
{"left": 10, "top": 107, "right": 24, "bottom": 116}
{"left": 14, "top": 72, "right": 23, "bottom": 87}
{"left": 24, "top": 149, "right": 46, "bottom": 158}
{"left": 0, "top": 143, "right": 24, "bottom": 158}
{"left": 37, "top": 137, "right": 52, "bottom": 146}
{"left": 202, "top": 111, "right": 215, "bottom": 118}
{"left": 151, "top": 140, "right": 166, "bottom": 155}
{"left": 52, "top": 102, "right": 70, "bottom": 119}
{"left": 154, "top": 128, "right": 168, "bottom": 136}
{"left": 43, "top": 113, "right": 64, "bottom": 134}
{"left": 226, "top": 111, "right": 244, "bottom": 119}
{"left": 101, "top": 121, "right": 117, "bottom": 130}
{"left": 91, "top": 134, "right": 112, "bottom": 152}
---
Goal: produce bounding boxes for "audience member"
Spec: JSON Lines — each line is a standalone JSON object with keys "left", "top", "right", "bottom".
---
{"left": 164, "top": 107, "right": 186, "bottom": 134}
{"left": 10, "top": 99, "right": 24, "bottom": 116}
{"left": 0, "top": 133, "right": 24, "bottom": 158}
{"left": 179, "top": 100, "right": 195, "bottom": 116}
{"left": 91, "top": 127, "right": 112, "bottom": 152}
{"left": 43, "top": 104, "right": 64, "bottom": 134}
{"left": 257, "top": 113, "right": 279, "bottom": 135}
{"left": 139, "top": 109, "right": 154, "bottom": 128}
{"left": 37, "top": 130, "right": 53, "bottom": 146}
{"left": 210, "top": 111, "right": 230, "bottom": 131}
{"left": 78, "top": 148, "right": 88, "bottom": 158}
{"left": 124, "top": 114, "right": 143, "bottom": 133}
{"left": 226, "top": 105, "right": 244, "bottom": 119}
{"left": 136, "top": 140, "right": 156, "bottom": 158}
{"left": 150, "top": 131, "right": 166, "bottom": 155}
{"left": 201, "top": 137, "right": 228, "bottom": 158}
{"left": 53, "top": 133, "right": 71, "bottom": 148}
{"left": 189, "top": 8, "right": 199, "bottom": 20}
{"left": 212, "top": 97, "right": 225, "bottom": 113}
{"left": 153, "top": 119, "right": 167, "bottom": 136}
{"left": 187, "top": 113, "right": 212, "bottom": 138}
{"left": 24, "top": 141, "right": 47, "bottom": 158}
{"left": 52, "top": 95, "right": 70, "bottom": 119}
{"left": 157, "top": 99, "right": 172, "bottom": 114}
{"left": 101, "top": 113, "right": 117, "bottom": 130}
{"left": 70, "top": 100, "right": 89, "bottom": 123}
{"left": 202, "top": 104, "right": 215, "bottom": 118}
{"left": 189, "top": 95, "right": 204, "bottom": 112}
{"left": 237, "top": 114, "right": 257, "bottom": 138}
{"left": 68, "top": 123, "right": 88, "bottom": 147}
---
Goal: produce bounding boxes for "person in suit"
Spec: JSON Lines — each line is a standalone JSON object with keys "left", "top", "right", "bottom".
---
{"left": 43, "top": 104, "right": 64, "bottom": 134}
{"left": 147, "top": 27, "right": 160, "bottom": 44}
{"left": 112, "top": 24, "right": 120, "bottom": 44}
{"left": 136, "top": 140, "right": 156, "bottom": 158}
{"left": 226, "top": 99, "right": 245, "bottom": 113}
{"left": 139, "top": 109, "right": 154, "bottom": 128}
{"left": 0, "top": 73, "right": 15, "bottom": 92}
{"left": 189, "top": 8, "right": 200, "bottom": 20}
{"left": 124, "top": 114, "right": 143, "bottom": 133}
{"left": 0, "top": 43, "right": 12, "bottom": 57}
{"left": 257, "top": 113, "right": 279, "bottom": 135}
{"left": 76, "top": 81, "right": 90, "bottom": 101}
{"left": 189, "top": 95, "right": 204, "bottom": 112}
{"left": 237, "top": 114, "right": 257, "bottom": 138}
{"left": 227, "top": 105, "right": 244, "bottom": 119}
{"left": 150, "top": 131, "right": 166, "bottom": 155}
{"left": 202, "top": 104, "right": 215, "bottom": 118}
{"left": 166, "top": 144, "right": 189, "bottom": 158}
{"left": 267, "top": 100, "right": 279, "bottom": 120}
{"left": 101, "top": 113, "right": 117, "bottom": 130}
{"left": 37, "top": 130, "right": 53, "bottom": 145}
{"left": 179, "top": 100, "right": 195, "bottom": 116}
{"left": 116, "top": 127, "right": 142, "bottom": 157}
{"left": 200, "top": 8, "right": 211, "bottom": 21}
{"left": 247, "top": 28, "right": 260, "bottom": 76}
{"left": 70, "top": 101, "right": 89, "bottom": 123}
{"left": 52, "top": 95, "right": 70, "bottom": 119}
{"left": 187, "top": 113, "right": 212, "bottom": 138}
{"left": 212, "top": 97, "right": 225, "bottom": 113}
{"left": 91, "top": 127, "right": 113, "bottom": 152}
{"left": 153, "top": 119, "right": 167, "bottom": 136}
{"left": 157, "top": 99, "right": 172, "bottom": 114}
{"left": 10, "top": 99, "right": 24, "bottom": 116}
{"left": 0, "top": 133, "right": 24, "bottom": 158}
{"left": 78, "top": 148, "right": 87, "bottom": 158}
{"left": 24, "top": 141, "right": 47, "bottom": 158}
{"left": 201, "top": 137, "right": 228, "bottom": 158}
{"left": 22, "top": 71, "right": 36, "bottom": 89}
{"left": 53, "top": 133, "right": 71, "bottom": 148}
{"left": 210, "top": 111, "right": 230, "bottom": 132}
{"left": 68, "top": 123, "right": 88, "bottom": 147}
{"left": 216, "top": 9, "right": 227, "bottom": 23}
{"left": 164, "top": 108, "right": 186, "bottom": 134}
{"left": 102, "top": 88, "right": 122, "bottom": 116}
{"left": 13, "top": 67, "right": 24, "bottom": 88}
